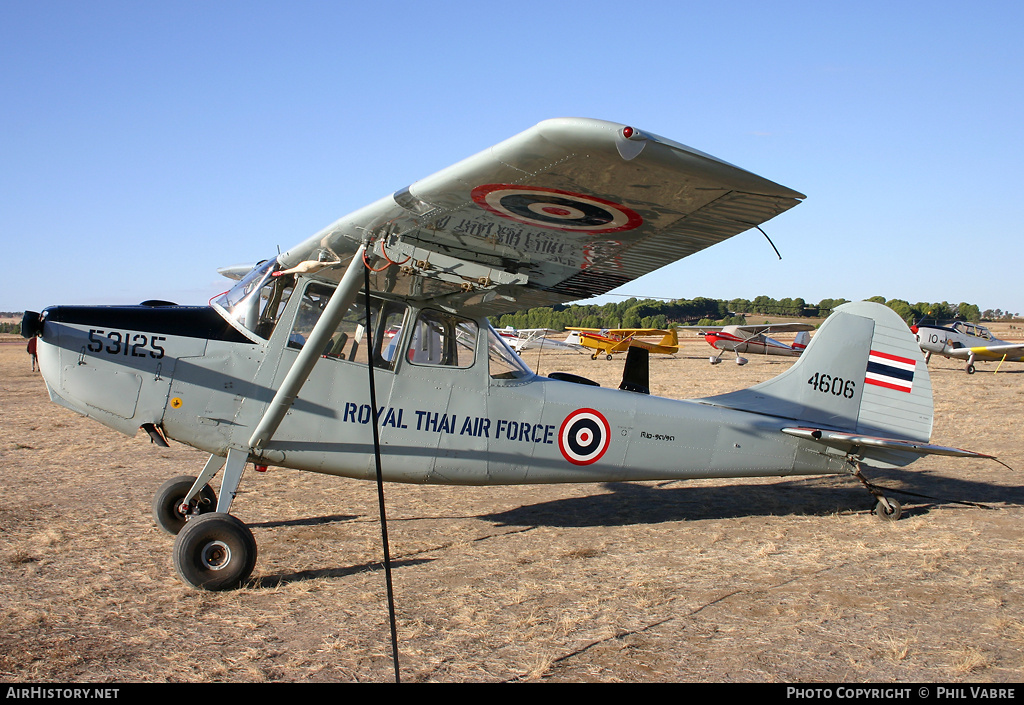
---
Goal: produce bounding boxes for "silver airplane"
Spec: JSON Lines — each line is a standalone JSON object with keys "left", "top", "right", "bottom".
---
{"left": 498, "top": 326, "right": 583, "bottom": 354}
{"left": 913, "top": 319, "right": 1024, "bottom": 374}
{"left": 678, "top": 322, "right": 814, "bottom": 365}
{"left": 21, "top": 118, "right": 994, "bottom": 591}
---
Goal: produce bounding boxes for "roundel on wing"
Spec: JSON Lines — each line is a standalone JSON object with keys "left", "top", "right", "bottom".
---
{"left": 558, "top": 408, "right": 611, "bottom": 466}
{"left": 471, "top": 184, "right": 642, "bottom": 234}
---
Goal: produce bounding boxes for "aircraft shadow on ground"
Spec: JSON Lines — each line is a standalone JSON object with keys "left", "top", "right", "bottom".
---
{"left": 481, "top": 470, "right": 1024, "bottom": 528}
{"left": 248, "top": 513, "right": 358, "bottom": 529}
{"left": 253, "top": 557, "right": 434, "bottom": 588}
{"left": 242, "top": 467, "right": 1021, "bottom": 586}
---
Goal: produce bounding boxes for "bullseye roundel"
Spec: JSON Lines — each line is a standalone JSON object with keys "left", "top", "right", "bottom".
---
{"left": 471, "top": 184, "right": 642, "bottom": 234}
{"left": 558, "top": 408, "right": 611, "bottom": 466}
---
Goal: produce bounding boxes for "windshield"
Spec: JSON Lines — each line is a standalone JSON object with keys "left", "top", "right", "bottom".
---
{"left": 486, "top": 323, "right": 532, "bottom": 379}
{"left": 212, "top": 258, "right": 295, "bottom": 340}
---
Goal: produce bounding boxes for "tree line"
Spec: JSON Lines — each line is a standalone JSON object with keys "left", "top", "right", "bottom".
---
{"left": 490, "top": 296, "right": 1018, "bottom": 331}
{"left": 1, "top": 296, "right": 1018, "bottom": 337}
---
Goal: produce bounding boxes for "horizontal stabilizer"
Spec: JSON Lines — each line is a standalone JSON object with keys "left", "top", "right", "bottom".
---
{"left": 781, "top": 427, "right": 994, "bottom": 459}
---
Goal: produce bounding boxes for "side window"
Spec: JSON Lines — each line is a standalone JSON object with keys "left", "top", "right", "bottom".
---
{"left": 288, "top": 282, "right": 407, "bottom": 371}
{"left": 407, "top": 310, "right": 477, "bottom": 368}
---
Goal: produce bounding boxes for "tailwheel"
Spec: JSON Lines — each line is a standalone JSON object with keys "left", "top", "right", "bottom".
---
{"left": 854, "top": 463, "right": 904, "bottom": 522}
{"left": 173, "top": 513, "right": 257, "bottom": 590}
{"left": 153, "top": 475, "right": 217, "bottom": 535}
{"left": 873, "top": 497, "right": 903, "bottom": 522}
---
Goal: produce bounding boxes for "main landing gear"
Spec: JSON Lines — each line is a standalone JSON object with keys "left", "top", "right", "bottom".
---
{"left": 152, "top": 449, "right": 257, "bottom": 590}
{"left": 173, "top": 513, "right": 258, "bottom": 591}
{"left": 152, "top": 475, "right": 217, "bottom": 535}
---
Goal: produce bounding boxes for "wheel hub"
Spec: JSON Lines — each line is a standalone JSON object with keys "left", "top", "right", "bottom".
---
{"left": 200, "top": 540, "right": 232, "bottom": 570}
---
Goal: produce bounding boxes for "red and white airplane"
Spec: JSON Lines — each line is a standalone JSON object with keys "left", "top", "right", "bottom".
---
{"left": 680, "top": 322, "right": 814, "bottom": 365}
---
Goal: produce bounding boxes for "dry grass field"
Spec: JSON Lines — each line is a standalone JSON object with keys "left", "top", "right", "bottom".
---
{"left": 1, "top": 333, "right": 1022, "bottom": 683}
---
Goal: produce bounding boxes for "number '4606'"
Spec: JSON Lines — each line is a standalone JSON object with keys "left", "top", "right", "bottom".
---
{"left": 808, "top": 372, "right": 855, "bottom": 398}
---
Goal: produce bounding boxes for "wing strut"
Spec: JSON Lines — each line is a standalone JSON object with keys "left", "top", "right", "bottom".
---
{"left": 248, "top": 244, "right": 367, "bottom": 450}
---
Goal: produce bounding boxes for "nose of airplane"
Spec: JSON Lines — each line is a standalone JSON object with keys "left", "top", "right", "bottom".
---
{"left": 20, "top": 310, "right": 43, "bottom": 338}
{"left": 22, "top": 308, "right": 61, "bottom": 389}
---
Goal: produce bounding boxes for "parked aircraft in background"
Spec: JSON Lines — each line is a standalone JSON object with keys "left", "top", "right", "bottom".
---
{"left": 678, "top": 322, "right": 814, "bottom": 365}
{"left": 566, "top": 327, "right": 680, "bottom": 360}
{"left": 913, "top": 320, "right": 1024, "bottom": 373}
{"left": 498, "top": 326, "right": 583, "bottom": 354}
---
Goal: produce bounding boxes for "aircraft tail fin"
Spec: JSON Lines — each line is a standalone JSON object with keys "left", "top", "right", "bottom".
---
{"left": 659, "top": 328, "right": 679, "bottom": 348}
{"left": 699, "top": 301, "right": 934, "bottom": 451}
{"left": 792, "top": 329, "right": 810, "bottom": 351}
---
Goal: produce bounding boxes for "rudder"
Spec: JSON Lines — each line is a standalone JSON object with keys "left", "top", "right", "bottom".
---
{"left": 698, "top": 301, "right": 933, "bottom": 441}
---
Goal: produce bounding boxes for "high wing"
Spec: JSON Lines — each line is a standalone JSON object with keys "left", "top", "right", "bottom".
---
{"left": 567, "top": 327, "right": 674, "bottom": 337}
{"left": 276, "top": 118, "right": 804, "bottom": 318}
{"left": 679, "top": 323, "right": 816, "bottom": 335}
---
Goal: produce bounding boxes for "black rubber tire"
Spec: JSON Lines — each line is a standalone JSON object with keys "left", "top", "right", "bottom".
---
{"left": 173, "top": 513, "right": 257, "bottom": 591}
{"left": 873, "top": 498, "right": 903, "bottom": 522}
{"left": 153, "top": 475, "right": 217, "bottom": 535}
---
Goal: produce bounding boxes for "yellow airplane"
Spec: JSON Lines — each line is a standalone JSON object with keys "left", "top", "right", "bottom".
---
{"left": 566, "top": 327, "right": 679, "bottom": 360}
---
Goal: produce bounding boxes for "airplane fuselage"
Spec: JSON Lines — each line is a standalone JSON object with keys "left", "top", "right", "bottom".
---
{"left": 34, "top": 283, "right": 849, "bottom": 488}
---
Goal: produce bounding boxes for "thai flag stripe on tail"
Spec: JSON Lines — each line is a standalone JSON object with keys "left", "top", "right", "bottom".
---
{"left": 865, "top": 349, "right": 915, "bottom": 393}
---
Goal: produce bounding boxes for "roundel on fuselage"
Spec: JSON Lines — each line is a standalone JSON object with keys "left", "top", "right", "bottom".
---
{"left": 558, "top": 408, "right": 611, "bottom": 465}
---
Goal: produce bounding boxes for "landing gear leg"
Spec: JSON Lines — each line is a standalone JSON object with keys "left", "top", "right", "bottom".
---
{"left": 853, "top": 463, "right": 903, "bottom": 521}
{"left": 215, "top": 447, "right": 249, "bottom": 514}
{"left": 171, "top": 448, "right": 256, "bottom": 589}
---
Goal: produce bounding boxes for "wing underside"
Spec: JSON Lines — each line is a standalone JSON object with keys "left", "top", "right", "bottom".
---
{"left": 277, "top": 118, "right": 804, "bottom": 317}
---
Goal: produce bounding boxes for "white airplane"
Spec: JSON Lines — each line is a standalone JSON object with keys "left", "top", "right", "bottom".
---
{"left": 913, "top": 320, "right": 1024, "bottom": 374}
{"left": 498, "top": 326, "right": 582, "bottom": 354}
{"left": 679, "top": 322, "right": 814, "bottom": 365}
{"left": 21, "top": 118, "right": 998, "bottom": 593}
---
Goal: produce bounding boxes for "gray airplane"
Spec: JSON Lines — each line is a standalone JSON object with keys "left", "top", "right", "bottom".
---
{"left": 913, "top": 319, "right": 1024, "bottom": 374}
{"left": 21, "top": 118, "right": 994, "bottom": 591}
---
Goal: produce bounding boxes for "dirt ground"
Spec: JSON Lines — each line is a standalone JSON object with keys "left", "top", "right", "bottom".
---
{"left": 1, "top": 334, "right": 1022, "bottom": 683}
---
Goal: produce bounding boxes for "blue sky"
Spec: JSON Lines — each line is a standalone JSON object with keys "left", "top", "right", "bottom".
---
{"left": 2, "top": 1, "right": 1022, "bottom": 315}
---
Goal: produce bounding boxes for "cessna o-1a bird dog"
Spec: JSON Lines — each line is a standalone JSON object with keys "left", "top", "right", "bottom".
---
{"left": 22, "top": 118, "right": 995, "bottom": 591}
{"left": 913, "top": 320, "right": 1024, "bottom": 374}
{"left": 679, "top": 322, "right": 814, "bottom": 365}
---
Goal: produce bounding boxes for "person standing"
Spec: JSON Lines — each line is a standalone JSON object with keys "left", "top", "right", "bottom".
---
{"left": 27, "top": 335, "right": 38, "bottom": 372}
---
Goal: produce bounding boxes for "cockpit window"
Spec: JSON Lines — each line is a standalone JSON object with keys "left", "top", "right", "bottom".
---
{"left": 407, "top": 310, "right": 477, "bottom": 368}
{"left": 212, "top": 259, "right": 295, "bottom": 341}
{"left": 289, "top": 280, "right": 408, "bottom": 371}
